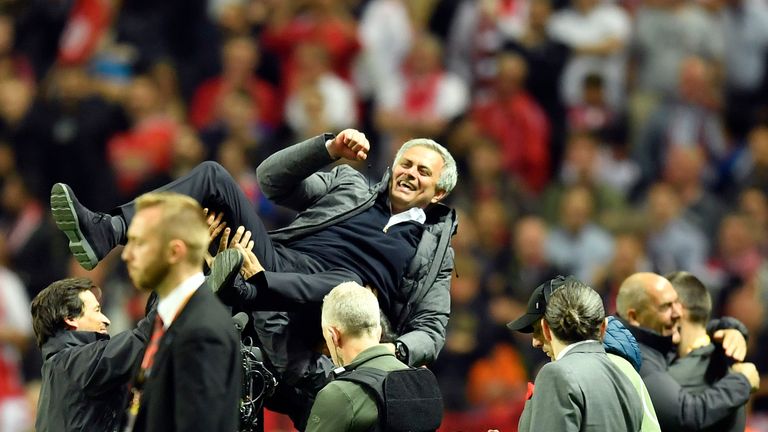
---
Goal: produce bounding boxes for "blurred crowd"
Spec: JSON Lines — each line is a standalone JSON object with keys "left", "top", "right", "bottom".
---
{"left": 0, "top": 0, "right": 767, "bottom": 430}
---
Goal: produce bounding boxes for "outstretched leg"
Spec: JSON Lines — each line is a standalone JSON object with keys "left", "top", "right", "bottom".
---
{"left": 52, "top": 161, "right": 281, "bottom": 271}
{"left": 51, "top": 183, "right": 123, "bottom": 270}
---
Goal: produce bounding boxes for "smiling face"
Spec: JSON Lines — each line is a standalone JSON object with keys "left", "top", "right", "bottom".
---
{"left": 65, "top": 290, "right": 110, "bottom": 334}
{"left": 389, "top": 145, "right": 446, "bottom": 214}
{"left": 636, "top": 277, "right": 682, "bottom": 340}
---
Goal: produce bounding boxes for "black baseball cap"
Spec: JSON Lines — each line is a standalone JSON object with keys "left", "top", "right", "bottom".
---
{"left": 506, "top": 275, "right": 572, "bottom": 333}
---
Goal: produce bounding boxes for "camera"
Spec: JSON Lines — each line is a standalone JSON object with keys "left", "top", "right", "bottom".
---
{"left": 233, "top": 313, "right": 278, "bottom": 432}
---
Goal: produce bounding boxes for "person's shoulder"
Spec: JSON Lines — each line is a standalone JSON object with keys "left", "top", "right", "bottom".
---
{"left": 178, "top": 290, "right": 238, "bottom": 337}
{"left": 533, "top": 360, "right": 584, "bottom": 397}
{"left": 608, "top": 352, "right": 636, "bottom": 371}
{"left": 307, "top": 381, "right": 366, "bottom": 431}
{"left": 557, "top": 346, "right": 615, "bottom": 373}
{"left": 322, "top": 161, "right": 370, "bottom": 186}
{"left": 607, "top": 353, "right": 645, "bottom": 387}
{"left": 638, "top": 346, "right": 669, "bottom": 375}
{"left": 45, "top": 332, "right": 111, "bottom": 371}
{"left": 668, "top": 344, "right": 715, "bottom": 372}
{"left": 538, "top": 357, "right": 575, "bottom": 379}
{"left": 190, "top": 288, "right": 232, "bottom": 317}
{"left": 319, "top": 378, "right": 366, "bottom": 405}
{"left": 365, "top": 354, "right": 409, "bottom": 372}
{"left": 685, "top": 343, "right": 716, "bottom": 359}
{"left": 424, "top": 203, "right": 457, "bottom": 228}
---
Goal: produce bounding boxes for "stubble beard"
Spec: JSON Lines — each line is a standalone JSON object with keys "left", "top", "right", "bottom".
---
{"left": 133, "top": 259, "right": 171, "bottom": 293}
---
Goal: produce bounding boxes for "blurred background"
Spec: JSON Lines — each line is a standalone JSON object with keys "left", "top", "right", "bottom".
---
{"left": 0, "top": 0, "right": 766, "bottom": 430}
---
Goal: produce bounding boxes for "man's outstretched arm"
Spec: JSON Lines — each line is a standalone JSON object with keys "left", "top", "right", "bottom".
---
{"left": 61, "top": 312, "right": 154, "bottom": 396}
{"left": 256, "top": 130, "right": 369, "bottom": 211}
{"left": 644, "top": 368, "right": 753, "bottom": 430}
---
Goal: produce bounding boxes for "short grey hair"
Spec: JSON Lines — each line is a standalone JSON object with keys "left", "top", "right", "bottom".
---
{"left": 393, "top": 138, "right": 458, "bottom": 196}
{"left": 322, "top": 282, "right": 381, "bottom": 338}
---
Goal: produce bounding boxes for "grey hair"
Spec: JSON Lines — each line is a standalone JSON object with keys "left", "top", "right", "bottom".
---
{"left": 544, "top": 279, "right": 605, "bottom": 344}
{"left": 322, "top": 282, "right": 381, "bottom": 338}
{"left": 393, "top": 138, "right": 458, "bottom": 196}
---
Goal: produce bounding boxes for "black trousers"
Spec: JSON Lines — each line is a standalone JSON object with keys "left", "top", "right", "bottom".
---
{"left": 116, "top": 161, "right": 359, "bottom": 310}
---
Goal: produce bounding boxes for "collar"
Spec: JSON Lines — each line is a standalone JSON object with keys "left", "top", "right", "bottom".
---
{"left": 684, "top": 342, "right": 715, "bottom": 358}
{"left": 349, "top": 344, "right": 396, "bottom": 365}
{"left": 384, "top": 207, "right": 426, "bottom": 232}
{"left": 332, "top": 344, "right": 397, "bottom": 376}
{"left": 556, "top": 340, "right": 599, "bottom": 361}
{"left": 42, "top": 330, "right": 109, "bottom": 360}
{"left": 682, "top": 334, "right": 712, "bottom": 357}
{"left": 616, "top": 316, "right": 676, "bottom": 356}
{"left": 157, "top": 272, "right": 205, "bottom": 329}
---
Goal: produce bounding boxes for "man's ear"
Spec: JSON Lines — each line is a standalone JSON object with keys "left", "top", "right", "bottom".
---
{"left": 541, "top": 319, "right": 553, "bottom": 343}
{"left": 431, "top": 189, "right": 447, "bottom": 204}
{"left": 329, "top": 326, "right": 342, "bottom": 348}
{"left": 626, "top": 308, "right": 641, "bottom": 327}
{"left": 167, "top": 239, "right": 187, "bottom": 264}
{"left": 64, "top": 316, "right": 78, "bottom": 330}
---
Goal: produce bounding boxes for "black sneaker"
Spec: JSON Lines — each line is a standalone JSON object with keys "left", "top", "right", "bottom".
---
{"left": 50, "top": 183, "right": 116, "bottom": 270}
{"left": 208, "top": 249, "right": 243, "bottom": 297}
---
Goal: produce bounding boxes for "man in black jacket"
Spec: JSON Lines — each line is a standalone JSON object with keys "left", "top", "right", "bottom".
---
{"left": 31, "top": 277, "right": 152, "bottom": 432}
{"left": 666, "top": 271, "right": 751, "bottom": 432}
{"left": 615, "top": 272, "right": 759, "bottom": 431}
{"left": 32, "top": 251, "right": 242, "bottom": 431}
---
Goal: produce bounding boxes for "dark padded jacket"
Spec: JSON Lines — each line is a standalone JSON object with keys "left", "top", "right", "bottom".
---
{"left": 35, "top": 315, "right": 152, "bottom": 432}
{"left": 256, "top": 134, "right": 458, "bottom": 366}
{"left": 604, "top": 315, "right": 643, "bottom": 371}
{"left": 617, "top": 316, "right": 751, "bottom": 431}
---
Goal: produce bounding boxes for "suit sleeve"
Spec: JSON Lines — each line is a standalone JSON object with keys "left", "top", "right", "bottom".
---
{"left": 236, "top": 269, "right": 363, "bottom": 311}
{"left": 305, "top": 383, "right": 358, "bottom": 432}
{"left": 173, "top": 326, "right": 240, "bottom": 431}
{"left": 397, "top": 247, "right": 453, "bottom": 367}
{"left": 525, "top": 363, "right": 583, "bottom": 431}
{"left": 643, "top": 369, "right": 751, "bottom": 430}
{"left": 257, "top": 134, "right": 355, "bottom": 211}
{"left": 62, "top": 313, "right": 153, "bottom": 396}
{"left": 259, "top": 269, "right": 363, "bottom": 307}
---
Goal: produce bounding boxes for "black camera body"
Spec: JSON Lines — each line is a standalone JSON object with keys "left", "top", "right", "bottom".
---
{"left": 233, "top": 313, "right": 278, "bottom": 432}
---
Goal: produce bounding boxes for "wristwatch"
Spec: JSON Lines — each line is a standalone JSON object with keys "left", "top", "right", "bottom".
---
{"left": 395, "top": 341, "right": 409, "bottom": 363}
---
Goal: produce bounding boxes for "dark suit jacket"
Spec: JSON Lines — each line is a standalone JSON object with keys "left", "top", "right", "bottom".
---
{"left": 518, "top": 341, "right": 643, "bottom": 431}
{"left": 133, "top": 284, "right": 241, "bottom": 432}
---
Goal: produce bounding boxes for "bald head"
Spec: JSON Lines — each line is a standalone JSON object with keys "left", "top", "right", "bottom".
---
{"left": 616, "top": 273, "right": 651, "bottom": 316}
{"left": 617, "top": 272, "right": 682, "bottom": 340}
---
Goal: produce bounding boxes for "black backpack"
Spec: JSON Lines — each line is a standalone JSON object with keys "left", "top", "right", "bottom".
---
{"left": 334, "top": 354, "right": 443, "bottom": 432}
